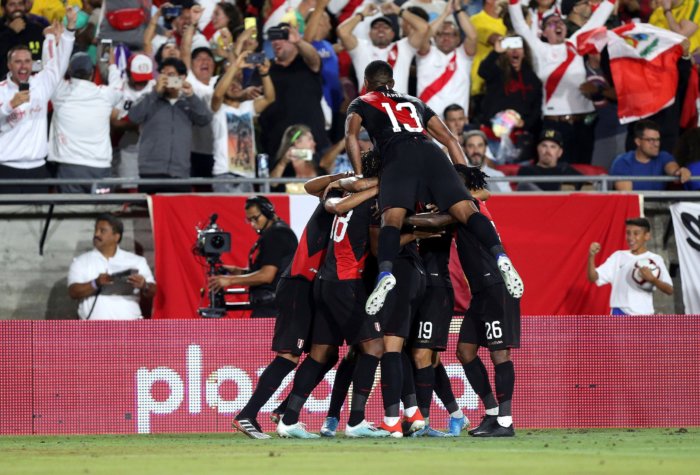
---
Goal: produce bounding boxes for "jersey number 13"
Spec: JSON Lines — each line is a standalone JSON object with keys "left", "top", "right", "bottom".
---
{"left": 381, "top": 102, "right": 423, "bottom": 133}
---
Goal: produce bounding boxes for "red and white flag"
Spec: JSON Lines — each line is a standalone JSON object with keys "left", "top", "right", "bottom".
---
{"left": 607, "top": 23, "right": 685, "bottom": 124}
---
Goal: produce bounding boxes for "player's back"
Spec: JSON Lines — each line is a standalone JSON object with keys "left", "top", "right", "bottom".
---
{"left": 347, "top": 86, "right": 436, "bottom": 154}
{"left": 287, "top": 201, "right": 335, "bottom": 281}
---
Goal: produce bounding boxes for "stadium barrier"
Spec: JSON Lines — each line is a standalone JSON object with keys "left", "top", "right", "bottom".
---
{"left": 1, "top": 317, "right": 698, "bottom": 435}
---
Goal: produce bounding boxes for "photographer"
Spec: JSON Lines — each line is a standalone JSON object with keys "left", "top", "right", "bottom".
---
{"left": 127, "top": 57, "right": 212, "bottom": 194}
{"left": 68, "top": 213, "right": 156, "bottom": 320}
{"left": 208, "top": 196, "right": 298, "bottom": 318}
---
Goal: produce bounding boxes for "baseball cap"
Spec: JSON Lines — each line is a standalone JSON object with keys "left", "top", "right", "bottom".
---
{"left": 191, "top": 46, "right": 214, "bottom": 61}
{"left": 128, "top": 54, "right": 154, "bottom": 82}
{"left": 538, "top": 129, "right": 564, "bottom": 147}
{"left": 68, "top": 52, "right": 94, "bottom": 78}
{"left": 370, "top": 16, "right": 393, "bottom": 29}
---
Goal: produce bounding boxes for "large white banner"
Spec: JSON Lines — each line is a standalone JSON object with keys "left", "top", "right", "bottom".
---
{"left": 670, "top": 203, "right": 700, "bottom": 314}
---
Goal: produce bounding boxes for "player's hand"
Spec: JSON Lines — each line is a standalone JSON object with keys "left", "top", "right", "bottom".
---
{"left": 322, "top": 180, "right": 343, "bottom": 201}
{"left": 413, "top": 229, "right": 444, "bottom": 240}
{"left": 589, "top": 242, "right": 601, "bottom": 256}
{"left": 127, "top": 273, "right": 147, "bottom": 289}
{"left": 208, "top": 275, "right": 232, "bottom": 292}
{"left": 639, "top": 266, "right": 657, "bottom": 283}
{"left": 425, "top": 203, "right": 440, "bottom": 214}
{"left": 675, "top": 166, "right": 691, "bottom": 183}
{"left": 8, "top": 17, "right": 26, "bottom": 34}
{"left": 95, "top": 272, "right": 113, "bottom": 287}
{"left": 10, "top": 90, "right": 30, "bottom": 108}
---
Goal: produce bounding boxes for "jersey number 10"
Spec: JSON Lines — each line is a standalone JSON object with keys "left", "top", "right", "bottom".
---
{"left": 381, "top": 102, "right": 423, "bottom": 133}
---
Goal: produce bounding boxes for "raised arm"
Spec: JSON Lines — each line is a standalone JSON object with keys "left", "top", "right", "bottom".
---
{"left": 288, "top": 26, "right": 321, "bottom": 73}
{"left": 143, "top": 5, "right": 163, "bottom": 57}
{"left": 571, "top": 0, "right": 615, "bottom": 38}
{"left": 180, "top": 5, "right": 204, "bottom": 71}
{"left": 660, "top": 0, "right": 700, "bottom": 40}
{"left": 304, "top": 0, "right": 330, "bottom": 42}
{"left": 324, "top": 186, "right": 379, "bottom": 215}
{"left": 455, "top": 1, "right": 477, "bottom": 57}
{"left": 345, "top": 112, "right": 364, "bottom": 173}
{"left": 253, "top": 59, "right": 276, "bottom": 114}
{"left": 587, "top": 242, "right": 600, "bottom": 283}
{"left": 211, "top": 53, "right": 244, "bottom": 113}
{"left": 426, "top": 115, "right": 468, "bottom": 165}
{"left": 337, "top": 3, "right": 378, "bottom": 52}
{"left": 507, "top": 0, "right": 546, "bottom": 55}
{"left": 304, "top": 171, "right": 353, "bottom": 196}
{"left": 383, "top": 2, "right": 429, "bottom": 50}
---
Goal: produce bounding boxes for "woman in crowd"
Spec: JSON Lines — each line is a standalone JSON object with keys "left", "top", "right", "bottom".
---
{"left": 270, "top": 125, "right": 326, "bottom": 193}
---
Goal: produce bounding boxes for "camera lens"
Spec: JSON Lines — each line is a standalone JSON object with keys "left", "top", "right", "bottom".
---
{"left": 211, "top": 235, "right": 225, "bottom": 249}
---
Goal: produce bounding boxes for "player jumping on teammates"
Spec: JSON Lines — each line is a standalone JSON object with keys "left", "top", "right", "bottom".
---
{"left": 344, "top": 60, "right": 523, "bottom": 317}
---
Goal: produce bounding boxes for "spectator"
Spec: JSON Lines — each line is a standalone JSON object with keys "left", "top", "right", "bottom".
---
{"left": 154, "top": 39, "right": 182, "bottom": 68}
{"left": 478, "top": 36, "right": 542, "bottom": 160}
{"left": 562, "top": 0, "right": 592, "bottom": 37}
{"left": 516, "top": 129, "right": 583, "bottom": 191}
{"left": 48, "top": 52, "right": 122, "bottom": 193}
{"left": 337, "top": 2, "right": 429, "bottom": 94}
{"left": 127, "top": 57, "right": 212, "bottom": 194}
{"left": 30, "top": 0, "right": 81, "bottom": 23}
{"left": 674, "top": 127, "right": 700, "bottom": 191}
{"left": 208, "top": 196, "right": 298, "bottom": 318}
{"left": 509, "top": 1, "right": 614, "bottom": 165}
{"left": 318, "top": 129, "right": 374, "bottom": 174}
{"left": 98, "top": 0, "right": 151, "bottom": 49}
{"left": 609, "top": 120, "right": 691, "bottom": 191}
{"left": 649, "top": 0, "right": 700, "bottom": 54}
{"left": 444, "top": 103, "right": 468, "bottom": 148}
{"left": 258, "top": 23, "right": 329, "bottom": 159}
{"left": 270, "top": 124, "right": 327, "bottom": 193}
{"left": 470, "top": 0, "right": 506, "bottom": 116}
{"left": 0, "top": 0, "right": 46, "bottom": 78}
{"left": 210, "top": 53, "right": 275, "bottom": 193}
{"left": 587, "top": 217, "right": 673, "bottom": 315}
{"left": 146, "top": 0, "right": 208, "bottom": 56}
{"left": 416, "top": 0, "right": 476, "bottom": 118}
{"left": 527, "top": 0, "right": 560, "bottom": 38}
{"left": 68, "top": 213, "right": 156, "bottom": 320}
{"left": 110, "top": 53, "right": 155, "bottom": 190}
{"left": 206, "top": 1, "right": 243, "bottom": 56}
{"left": 464, "top": 130, "right": 512, "bottom": 193}
{"left": 0, "top": 16, "right": 75, "bottom": 193}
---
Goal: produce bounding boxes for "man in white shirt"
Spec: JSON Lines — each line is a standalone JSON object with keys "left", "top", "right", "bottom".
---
{"left": 337, "top": 1, "right": 429, "bottom": 94}
{"left": 48, "top": 53, "right": 122, "bottom": 193}
{"left": 508, "top": 0, "right": 613, "bottom": 164}
{"left": 68, "top": 213, "right": 157, "bottom": 320}
{"left": 416, "top": 0, "right": 476, "bottom": 118}
{"left": 464, "top": 130, "right": 512, "bottom": 193}
{"left": 587, "top": 217, "right": 673, "bottom": 315}
{"left": 0, "top": 13, "right": 76, "bottom": 193}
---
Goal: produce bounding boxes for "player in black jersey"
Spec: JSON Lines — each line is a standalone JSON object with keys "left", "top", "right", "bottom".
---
{"left": 344, "top": 60, "right": 523, "bottom": 318}
{"left": 276, "top": 151, "right": 392, "bottom": 439}
{"left": 231, "top": 174, "right": 350, "bottom": 439}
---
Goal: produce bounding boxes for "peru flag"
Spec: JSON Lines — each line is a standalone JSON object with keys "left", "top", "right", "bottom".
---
{"left": 607, "top": 23, "right": 685, "bottom": 124}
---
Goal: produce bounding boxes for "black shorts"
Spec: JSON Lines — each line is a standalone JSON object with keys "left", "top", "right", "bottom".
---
{"left": 410, "top": 285, "right": 454, "bottom": 351}
{"left": 459, "top": 283, "right": 521, "bottom": 351}
{"left": 379, "top": 137, "right": 471, "bottom": 212}
{"left": 378, "top": 257, "right": 426, "bottom": 339}
{"left": 312, "top": 277, "right": 383, "bottom": 346}
{"left": 271, "top": 277, "right": 314, "bottom": 355}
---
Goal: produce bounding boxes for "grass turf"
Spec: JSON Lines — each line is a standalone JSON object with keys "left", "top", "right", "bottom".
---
{"left": 1, "top": 429, "right": 698, "bottom": 475}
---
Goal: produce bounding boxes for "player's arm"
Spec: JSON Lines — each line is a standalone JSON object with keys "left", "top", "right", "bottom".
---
{"left": 426, "top": 115, "right": 468, "bottom": 165}
{"left": 587, "top": 242, "right": 600, "bottom": 283}
{"left": 345, "top": 112, "right": 364, "bottom": 173}
{"left": 208, "top": 265, "right": 278, "bottom": 291}
{"left": 304, "top": 171, "right": 354, "bottom": 196}
{"left": 406, "top": 212, "right": 456, "bottom": 229}
{"left": 339, "top": 176, "right": 379, "bottom": 192}
{"left": 324, "top": 187, "right": 378, "bottom": 215}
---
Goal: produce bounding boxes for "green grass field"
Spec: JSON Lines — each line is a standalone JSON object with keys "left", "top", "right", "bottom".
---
{"left": 1, "top": 429, "right": 698, "bottom": 475}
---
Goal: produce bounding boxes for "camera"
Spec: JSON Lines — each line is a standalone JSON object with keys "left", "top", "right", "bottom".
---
{"left": 246, "top": 52, "right": 266, "bottom": 65}
{"left": 267, "top": 26, "right": 289, "bottom": 41}
{"left": 195, "top": 214, "right": 231, "bottom": 258}
{"left": 162, "top": 5, "right": 182, "bottom": 19}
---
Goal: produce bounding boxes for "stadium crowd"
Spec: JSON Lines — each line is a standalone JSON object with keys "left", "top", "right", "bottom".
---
{"left": 1, "top": 0, "right": 699, "bottom": 193}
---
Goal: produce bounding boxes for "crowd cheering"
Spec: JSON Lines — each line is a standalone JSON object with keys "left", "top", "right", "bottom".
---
{"left": 0, "top": 0, "right": 698, "bottom": 193}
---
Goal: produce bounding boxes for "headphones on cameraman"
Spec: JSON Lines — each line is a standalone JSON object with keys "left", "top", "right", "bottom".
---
{"left": 246, "top": 195, "right": 276, "bottom": 220}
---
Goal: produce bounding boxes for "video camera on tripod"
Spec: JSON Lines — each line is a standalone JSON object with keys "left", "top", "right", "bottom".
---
{"left": 196, "top": 214, "right": 232, "bottom": 318}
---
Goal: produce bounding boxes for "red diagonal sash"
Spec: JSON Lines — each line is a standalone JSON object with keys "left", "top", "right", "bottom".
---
{"left": 360, "top": 43, "right": 400, "bottom": 94}
{"left": 361, "top": 91, "right": 425, "bottom": 133}
{"left": 544, "top": 42, "right": 577, "bottom": 103}
{"left": 419, "top": 52, "right": 457, "bottom": 104}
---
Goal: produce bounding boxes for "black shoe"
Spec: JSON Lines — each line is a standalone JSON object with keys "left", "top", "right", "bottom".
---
{"left": 472, "top": 422, "right": 515, "bottom": 438}
{"left": 468, "top": 415, "right": 498, "bottom": 436}
{"left": 233, "top": 417, "right": 271, "bottom": 439}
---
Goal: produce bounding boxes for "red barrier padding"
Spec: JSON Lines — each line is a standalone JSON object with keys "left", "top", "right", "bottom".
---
{"left": 1, "top": 317, "right": 697, "bottom": 435}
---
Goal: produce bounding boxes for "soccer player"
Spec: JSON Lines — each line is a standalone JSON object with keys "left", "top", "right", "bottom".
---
{"left": 344, "top": 60, "right": 523, "bottom": 318}
{"left": 277, "top": 151, "right": 391, "bottom": 439}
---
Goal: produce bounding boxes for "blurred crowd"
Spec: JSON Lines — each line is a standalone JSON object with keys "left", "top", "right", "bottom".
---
{"left": 1, "top": 0, "right": 699, "bottom": 194}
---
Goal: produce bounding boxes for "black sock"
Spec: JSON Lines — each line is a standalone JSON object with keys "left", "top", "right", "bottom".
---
{"left": 377, "top": 226, "right": 401, "bottom": 274}
{"left": 433, "top": 362, "right": 459, "bottom": 414}
{"left": 463, "top": 357, "right": 497, "bottom": 410}
{"left": 495, "top": 361, "right": 515, "bottom": 417}
{"left": 328, "top": 356, "right": 356, "bottom": 419}
{"left": 414, "top": 365, "right": 435, "bottom": 418}
{"left": 348, "top": 353, "right": 380, "bottom": 426}
{"left": 275, "top": 353, "right": 338, "bottom": 415}
{"left": 237, "top": 356, "right": 297, "bottom": 420}
{"left": 400, "top": 351, "right": 417, "bottom": 410}
{"left": 461, "top": 213, "right": 502, "bottom": 257}
{"left": 380, "top": 352, "right": 403, "bottom": 418}
{"left": 281, "top": 357, "right": 324, "bottom": 426}
{"left": 274, "top": 395, "right": 289, "bottom": 416}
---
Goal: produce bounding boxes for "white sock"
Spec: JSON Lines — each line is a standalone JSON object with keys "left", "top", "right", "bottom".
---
{"left": 497, "top": 416, "right": 513, "bottom": 427}
{"left": 450, "top": 410, "right": 464, "bottom": 419}
{"left": 485, "top": 407, "right": 499, "bottom": 416}
{"left": 384, "top": 416, "right": 400, "bottom": 426}
{"left": 404, "top": 406, "right": 417, "bottom": 418}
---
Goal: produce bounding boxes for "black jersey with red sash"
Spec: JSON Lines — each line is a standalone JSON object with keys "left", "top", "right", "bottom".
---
{"left": 346, "top": 86, "right": 437, "bottom": 155}
{"left": 284, "top": 200, "right": 335, "bottom": 281}
{"left": 318, "top": 198, "right": 375, "bottom": 281}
